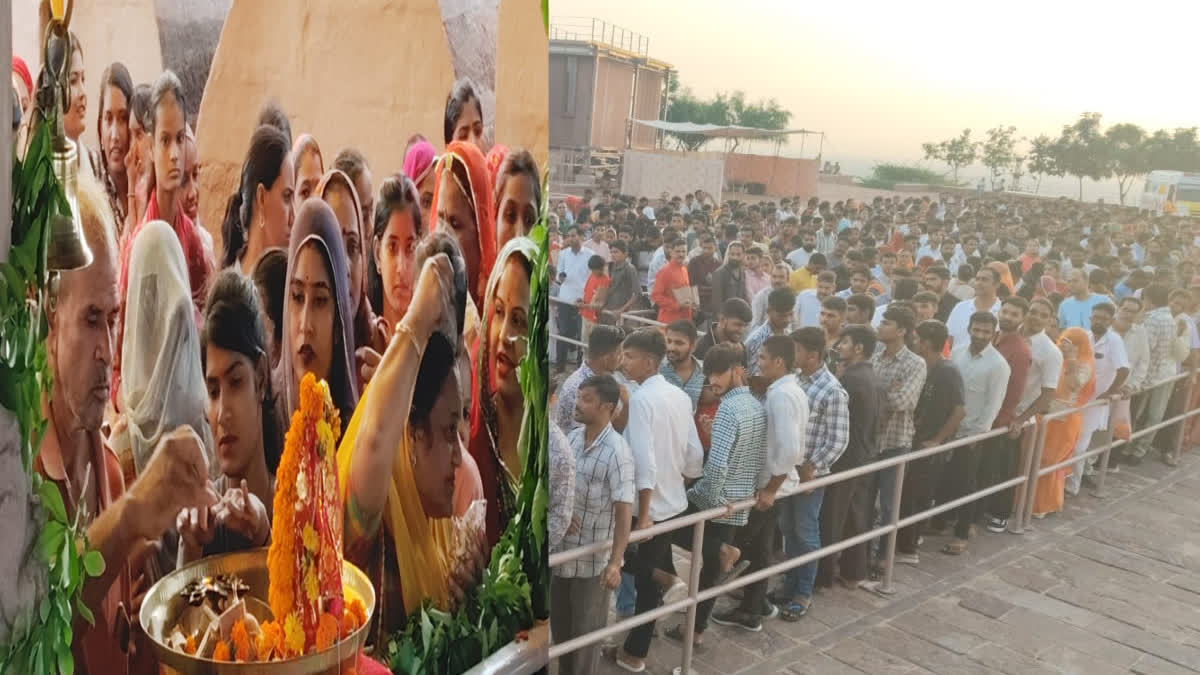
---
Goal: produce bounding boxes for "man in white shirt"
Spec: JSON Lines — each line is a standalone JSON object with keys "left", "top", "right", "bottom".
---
{"left": 945, "top": 266, "right": 1002, "bottom": 351}
{"left": 1067, "top": 302, "right": 1128, "bottom": 495}
{"left": 794, "top": 272, "right": 838, "bottom": 328}
{"left": 751, "top": 263, "right": 792, "bottom": 329}
{"left": 787, "top": 230, "right": 817, "bottom": 269}
{"left": 556, "top": 226, "right": 593, "bottom": 367}
{"left": 712, "top": 336, "right": 808, "bottom": 631}
{"left": 615, "top": 329, "right": 703, "bottom": 672}
{"left": 916, "top": 230, "right": 946, "bottom": 263}
{"left": 941, "top": 312, "right": 1010, "bottom": 554}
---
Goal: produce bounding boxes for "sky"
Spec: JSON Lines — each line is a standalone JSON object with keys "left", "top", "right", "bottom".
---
{"left": 551, "top": 0, "right": 1200, "bottom": 176}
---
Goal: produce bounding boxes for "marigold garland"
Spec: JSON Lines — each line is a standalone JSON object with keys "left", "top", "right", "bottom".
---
{"left": 269, "top": 373, "right": 346, "bottom": 656}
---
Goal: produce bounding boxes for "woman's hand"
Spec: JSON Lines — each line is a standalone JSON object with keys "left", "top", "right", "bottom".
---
{"left": 214, "top": 479, "right": 271, "bottom": 546}
{"left": 176, "top": 484, "right": 221, "bottom": 560}
{"left": 356, "top": 347, "right": 382, "bottom": 386}
{"left": 402, "top": 254, "right": 454, "bottom": 344}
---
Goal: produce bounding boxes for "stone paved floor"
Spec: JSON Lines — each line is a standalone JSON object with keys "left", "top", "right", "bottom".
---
{"left": 578, "top": 449, "right": 1200, "bottom": 675}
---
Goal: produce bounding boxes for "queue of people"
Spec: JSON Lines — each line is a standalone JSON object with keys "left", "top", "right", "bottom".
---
{"left": 13, "top": 31, "right": 541, "bottom": 673}
{"left": 547, "top": 187, "right": 1200, "bottom": 675}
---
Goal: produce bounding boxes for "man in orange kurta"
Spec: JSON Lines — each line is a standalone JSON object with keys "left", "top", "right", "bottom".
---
{"left": 651, "top": 239, "right": 694, "bottom": 324}
{"left": 38, "top": 173, "right": 216, "bottom": 674}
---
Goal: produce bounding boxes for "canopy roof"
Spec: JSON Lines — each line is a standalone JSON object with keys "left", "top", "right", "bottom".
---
{"left": 631, "top": 119, "right": 821, "bottom": 140}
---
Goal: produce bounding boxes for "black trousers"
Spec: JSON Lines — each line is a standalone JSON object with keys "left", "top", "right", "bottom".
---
{"left": 735, "top": 504, "right": 778, "bottom": 616}
{"left": 667, "top": 504, "right": 736, "bottom": 635}
{"left": 621, "top": 522, "right": 675, "bottom": 658}
{"left": 980, "top": 434, "right": 1021, "bottom": 519}
{"left": 896, "top": 455, "right": 947, "bottom": 554}
{"left": 935, "top": 443, "right": 983, "bottom": 540}
{"left": 556, "top": 303, "right": 581, "bottom": 366}
{"left": 816, "top": 474, "right": 871, "bottom": 586}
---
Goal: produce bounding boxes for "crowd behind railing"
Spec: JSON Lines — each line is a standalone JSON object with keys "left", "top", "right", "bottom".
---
{"left": 543, "top": 186, "right": 1200, "bottom": 675}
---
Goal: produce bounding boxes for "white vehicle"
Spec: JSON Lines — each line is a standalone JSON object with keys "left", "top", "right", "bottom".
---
{"left": 1140, "top": 170, "right": 1200, "bottom": 216}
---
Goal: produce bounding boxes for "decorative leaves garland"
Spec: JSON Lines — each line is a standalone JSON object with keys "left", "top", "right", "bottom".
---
{"left": 0, "top": 120, "right": 105, "bottom": 674}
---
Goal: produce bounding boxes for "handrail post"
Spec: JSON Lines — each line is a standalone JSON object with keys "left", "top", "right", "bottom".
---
{"left": 877, "top": 460, "right": 906, "bottom": 596}
{"left": 1092, "top": 399, "right": 1119, "bottom": 498}
{"left": 678, "top": 520, "right": 705, "bottom": 675}
{"left": 1170, "top": 367, "right": 1196, "bottom": 467}
{"left": 1008, "top": 423, "right": 1034, "bottom": 534}
{"left": 1020, "top": 419, "right": 1049, "bottom": 530}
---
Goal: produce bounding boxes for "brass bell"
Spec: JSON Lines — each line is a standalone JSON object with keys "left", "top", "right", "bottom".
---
{"left": 46, "top": 133, "right": 93, "bottom": 271}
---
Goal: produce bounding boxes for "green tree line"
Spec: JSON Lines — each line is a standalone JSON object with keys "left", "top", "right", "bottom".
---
{"left": 922, "top": 113, "right": 1200, "bottom": 203}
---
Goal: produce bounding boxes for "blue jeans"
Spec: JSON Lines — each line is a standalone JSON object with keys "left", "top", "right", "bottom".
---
{"left": 616, "top": 571, "right": 636, "bottom": 616}
{"left": 776, "top": 487, "right": 824, "bottom": 601}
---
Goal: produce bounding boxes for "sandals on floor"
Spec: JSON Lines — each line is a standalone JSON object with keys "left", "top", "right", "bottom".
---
{"left": 779, "top": 600, "right": 810, "bottom": 622}
{"left": 941, "top": 540, "right": 968, "bottom": 556}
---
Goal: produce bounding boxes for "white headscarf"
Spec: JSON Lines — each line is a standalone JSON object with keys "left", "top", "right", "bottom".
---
{"left": 119, "top": 220, "right": 217, "bottom": 478}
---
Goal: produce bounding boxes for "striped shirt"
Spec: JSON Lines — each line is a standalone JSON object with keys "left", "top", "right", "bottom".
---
{"left": 556, "top": 424, "right": 635, "bottom": 578}
{"left": 1143, "top": 306, "right": 1177, "bottom": 383}
{"left": 688, "top": 386, "right": 767, "bottom": 526}
{"left": 869, "top": 345, "right": 927, "bottom": 450}
{"left": 661, "top": 356, "right": 705, "bottom": 411}
{"left": 797, "top": 366, "right": 850, "bottom": 475}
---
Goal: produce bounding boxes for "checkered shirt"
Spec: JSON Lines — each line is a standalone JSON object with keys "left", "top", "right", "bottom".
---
{"left": 869, "top": 346, "right": 927, "bottom": 450}
{"left": 688, "top": 386, "right": 767, "bottom": 526}
{"left": 797, "top": 366, "right": 850, "bottom": 475}
{"left": 555, "top": 424, "right": 635, "bottom": 578}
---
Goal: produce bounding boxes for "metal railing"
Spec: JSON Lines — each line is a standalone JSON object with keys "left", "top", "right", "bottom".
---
{"left": 546, "top": 357, "right": 1199, "bottom": 675}
{"left": 549, "top": 18, "right": 651, "bottom": 57}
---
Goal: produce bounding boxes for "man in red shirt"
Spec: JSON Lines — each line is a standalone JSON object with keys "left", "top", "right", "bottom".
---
{"left": 979, "top": 296, "right": 1032, "bottom": 533}
{"left": 651, "top": 238, "right": 694, "bottom": 323}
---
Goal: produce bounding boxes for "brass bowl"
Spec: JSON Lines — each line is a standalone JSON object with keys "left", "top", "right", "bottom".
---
{"left": 139, "top": 548, "right": 375, "bottom": 674}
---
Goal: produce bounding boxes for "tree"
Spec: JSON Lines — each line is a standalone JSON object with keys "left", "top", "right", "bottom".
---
{"left": 922, "top": 128, "right": 977, "bottom": 183}
{"left": 664, "top": 86, "right": 793, "bottom": 153}
{"left": 1104, "top": 123, "right": 1148, "bottom": 205}
{"left": 1024, "top": 135, "right": 1061, "bottom": 194}
{"left": 981, "top": 125, "right": 1020, "bottom": 190}
{"left": 1054, "top": 112, "right": 1112, "bottom": 201}
{"left": 1144, "top": 127, "right": 1200, "bottom": 172}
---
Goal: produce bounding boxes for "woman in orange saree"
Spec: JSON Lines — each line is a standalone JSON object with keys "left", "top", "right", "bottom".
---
{"left": 1032, "top": 327, "right": 1095, "bottom": 517}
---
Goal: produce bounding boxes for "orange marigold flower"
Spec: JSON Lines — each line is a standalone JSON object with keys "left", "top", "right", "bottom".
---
{"left": 257, "top": 620, "right": 282, "bottom": 662}
{"left": 315, "top": 612, "right": 339, "bottom": 651}
{"left": 183, "top": 632, "right": 197, "bottom": 656}
{"left": 347, "top": 597, "right": 367, "bottom": 627}
{"left": 231, "top": 619, "right": 251, "bottom": 662}
{"left": 213, "top": 640, "right": 230, "bottom": 662}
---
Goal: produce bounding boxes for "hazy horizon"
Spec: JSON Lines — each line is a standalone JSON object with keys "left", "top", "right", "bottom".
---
{"left": 552, "top": 0, "right": 1200, "bottom": 201}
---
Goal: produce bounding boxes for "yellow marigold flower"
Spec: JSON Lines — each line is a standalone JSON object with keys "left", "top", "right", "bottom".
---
{"left": 283, "top": 612, "right": 306, "bottom": 657}
{"left": 302, "top": 522, "right": 319, "bottom": 553}
{"left": 304, "top": 564, "right": 319, "bottom": 603}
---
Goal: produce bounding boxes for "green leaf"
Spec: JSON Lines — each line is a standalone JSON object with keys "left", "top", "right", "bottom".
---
{"left": 75, "top": 597, "right": 94, "bottom": 626}
{"left": 56, "top": 639, "right": 73, "bottom": 675}
{"left": 39, "top": 596, "right": 50, "bottom": 624}
{"left": 82, "top": 550, "right": 105, "bottom": 577}
{"left": 420, "top": 610, "right": 433, "bottom": 652}
{"left": 37, "top": 520, "right": 65, "bottom": 563}
{"left": 38, "top": 479, "right": 68, "bottom": 524}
